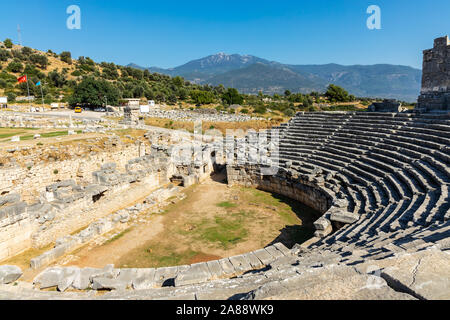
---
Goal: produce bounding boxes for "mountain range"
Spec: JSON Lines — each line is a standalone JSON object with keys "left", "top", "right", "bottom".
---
{"left": 128, "top": 53, "right": 422, "bottom": 102}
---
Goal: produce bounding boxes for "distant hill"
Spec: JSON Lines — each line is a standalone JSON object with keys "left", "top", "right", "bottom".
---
{"left": 130, "top": 53, "right": 422, "bottom": 101}
{"left": 206, "top": 63, "right": 325, "bottom": 95}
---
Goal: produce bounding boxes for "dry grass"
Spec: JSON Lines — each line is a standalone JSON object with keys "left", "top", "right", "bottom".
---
{"left": 144, "top": 117, "right": 283, "bottom": 135}
{"left": 113, "top": 177, "right": 318, "bottom": 268}
{"left": 0, "top": 243, "right": 54, "bottom": 271}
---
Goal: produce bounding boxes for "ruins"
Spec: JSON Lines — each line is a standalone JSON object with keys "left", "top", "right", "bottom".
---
{"left": 368, "top": 99, "right": 402, "bottom": 112}
{"left": 0, "top": 38, "right": 449, "bottom": 300}
{"left": 417, "top": 36, "right": 450, "bottom": 112}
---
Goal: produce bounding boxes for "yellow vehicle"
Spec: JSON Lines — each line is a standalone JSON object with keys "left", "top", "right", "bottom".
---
{"left": 74, "top": 107, "right": 82, "bottom": 113}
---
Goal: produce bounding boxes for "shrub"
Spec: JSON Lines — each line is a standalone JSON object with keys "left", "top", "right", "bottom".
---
{"left": 0, "top": 49, "right": 11, "bottom": 62}
{"left": 3, "top": 39, "right": 13, "bottom": 49}
{"left": 6, "top": 60, "right": 23, "bottom": 73}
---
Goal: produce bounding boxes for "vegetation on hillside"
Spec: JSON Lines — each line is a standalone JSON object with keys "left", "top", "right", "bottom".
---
{"left": 0, "top": 38, "right": 411, "bottom": 117}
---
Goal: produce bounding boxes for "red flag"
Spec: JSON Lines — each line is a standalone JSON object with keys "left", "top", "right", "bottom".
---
{"left": 17, "top": 75, "right": 27, "bottom": 83}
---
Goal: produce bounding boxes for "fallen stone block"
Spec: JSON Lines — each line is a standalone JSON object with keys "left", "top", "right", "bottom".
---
{"left": 0, "top": 266, "right": 22, "bottom": 284}
{"left": 57, "top": 267, "right": 80, "bottom": 292}
{"left": 314, "top": 217, "right": 331, "bottom": 231}
{"left": 72, "top": 268, "right": 101, "bottom": 290}
{"left": 34, "top": 267, "right": 65, "bottom": 289}
{"left": 89, "top": 264, "right": 119, "bottom": 281}
{"left": 330, "top": 210, "right": 360, "bottom": 224}
{"left": 314, "top": 225, "right": 333, "bottom": 238}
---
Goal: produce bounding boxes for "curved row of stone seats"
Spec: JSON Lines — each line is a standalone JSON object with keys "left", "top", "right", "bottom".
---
{"left": 28, "top": 243, "right": 290, "bottom": 292}
{"left": 272, "top": 112, "right": 449, "bottom": 241}
{"left": 2, "top": 231, "right": 448, "bottom": 300}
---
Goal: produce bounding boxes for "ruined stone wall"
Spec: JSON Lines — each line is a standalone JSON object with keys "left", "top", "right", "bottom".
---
{"left": 0, "top": 144, "right": 141, "bottom": 202}
{"left": 227, "top": 164, "right": 332, "bottom": 214}
{"left": 0, "top": 137, "right": 217, "bottom": 262}
{"left": 417, "top": 36, "right": 450, "bottom": 112}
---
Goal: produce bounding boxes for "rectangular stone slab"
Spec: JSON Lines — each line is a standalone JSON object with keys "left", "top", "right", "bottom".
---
{"left": 218, "top": 259, "right": 236, "bottom": 277}
{"left": 174, "top": 263, "right": 212, "bottom": 287}
{"left": 265, "top": 245, "right": 285, "bottom": 259}
{"left": 274, "top": 243, "right": 291, "bottom": 256}
{"left": 252, "top": 249, "right": 275, "bottom": 265}
{"left": 132, "top": 268, "right": 156, "bottom": 290}
{"left": 229, "top": 255, "right": 252, "bottom": 273}
{"left": 243, "top": 252, "right": 264, "bottom": 269}
{"left": 154, "top": 266, "right": 178, "bottom": 287}
{"left": 206, "top": 260, "right": 226, "bottom": 279}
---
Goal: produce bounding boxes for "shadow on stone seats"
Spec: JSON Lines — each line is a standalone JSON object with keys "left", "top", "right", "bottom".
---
{"left": 262, "top": 191, "right": 321, "bottom": 249}
{"left": 268, "top": 225, "right": 315, "bottom": 249}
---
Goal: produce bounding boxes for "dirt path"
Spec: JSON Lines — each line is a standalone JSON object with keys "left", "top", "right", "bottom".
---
{"left": 64, "top": 215, "right": 165, "bottom": 269}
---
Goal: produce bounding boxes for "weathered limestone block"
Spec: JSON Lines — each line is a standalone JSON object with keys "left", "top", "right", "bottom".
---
{"left": 72, "top": 268, "right": 101, "bottom": 290}
{"left": 0, "top": 266, "right": 22, "bottom": 284}
{"left": 89, "top": 264, "right": 119, "bottom": 282}
{"left": 132, "top": 268, "right": 156, "bottom": 290}
{"left": 380, "top": 249, "right": 450, "bottom": 300}
{"left": 175, "top": 263, "right": 212, "bottom": 287}
{"left": 34, "top": 267, "right": 65, "bottom": 289}
{"left": 314, "top": 217, "right": 331, "bottom": 231}
{"left": 243, "top": 265, "right": 415, "bottom": 300}
{"left": 57, "top": 267, "right": 80, "bottom": 292}
{"left": 314, "top": 225, "right": 333, "bottom": 238}
{"left": 330, "top": 209, "right": 360, "bottom": 224}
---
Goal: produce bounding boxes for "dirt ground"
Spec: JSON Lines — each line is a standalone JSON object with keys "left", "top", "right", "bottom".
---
{"left": 55, "top": 172, "right": 319, "bottom": 269}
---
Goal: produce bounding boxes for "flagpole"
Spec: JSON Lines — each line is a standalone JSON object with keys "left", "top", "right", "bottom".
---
{"left": 25, "top": 74, "right": 30, "bottom": 109}
{"left": 40, "top": 82, "right": 44, "bottom": 108}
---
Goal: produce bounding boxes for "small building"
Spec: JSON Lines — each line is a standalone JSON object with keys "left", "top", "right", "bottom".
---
{"left": 121, "top": 98, "right": 141, "bottom": 108}
{"left": 0, "top": 97, "right": 7, "bottom": 108}
{"left": 16, "top": 96, "right": 35, "bottom": 102}
{"left": 368, "top": 99, "right": 402, "bottom": 112}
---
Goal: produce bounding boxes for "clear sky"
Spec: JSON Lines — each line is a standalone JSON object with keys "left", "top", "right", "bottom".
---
{"left": 1, "top": 0, "right": 449, "bottom": 69}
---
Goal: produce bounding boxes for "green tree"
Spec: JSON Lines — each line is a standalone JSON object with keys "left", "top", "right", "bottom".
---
{"left": 0, "top": 49, "right": 11, "bottom": 62}
{"left": 47, "top": 70, "right": 67, "bottom": 88}
{"left": 21, "top": 47, "right": 33, "bottom": 56}
{"left": 221, "top": 88, "right": 243, "bottom": 105}
{"left": 3, "top": 39, "right": 13, "bottom": 49}
{"left": 172, "top": 76, "right": 184, "bottom": 87}
{"left": 69, "top": 77, "right": 119, "bottom": 107}
{"left": 325, "top": 84, "right": 351, "bottom": 103}
{"left": 60, "top": 51, "right": 72, "bottom": 64}
{"left": 190, "top": 90, "right": 215, "bottom": 105}
{"left": 29, "top": 54, "right": 48, "bottom": 69}
{"left": 6, "top": 60, "right": 23, "bottom": 73}
{"left": 6, "top": 92, "right": 16, "bottom": 102}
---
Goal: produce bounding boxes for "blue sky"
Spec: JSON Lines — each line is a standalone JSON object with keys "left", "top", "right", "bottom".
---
{"left": 1, "top": 0, "right": 449, "bottom": 69}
